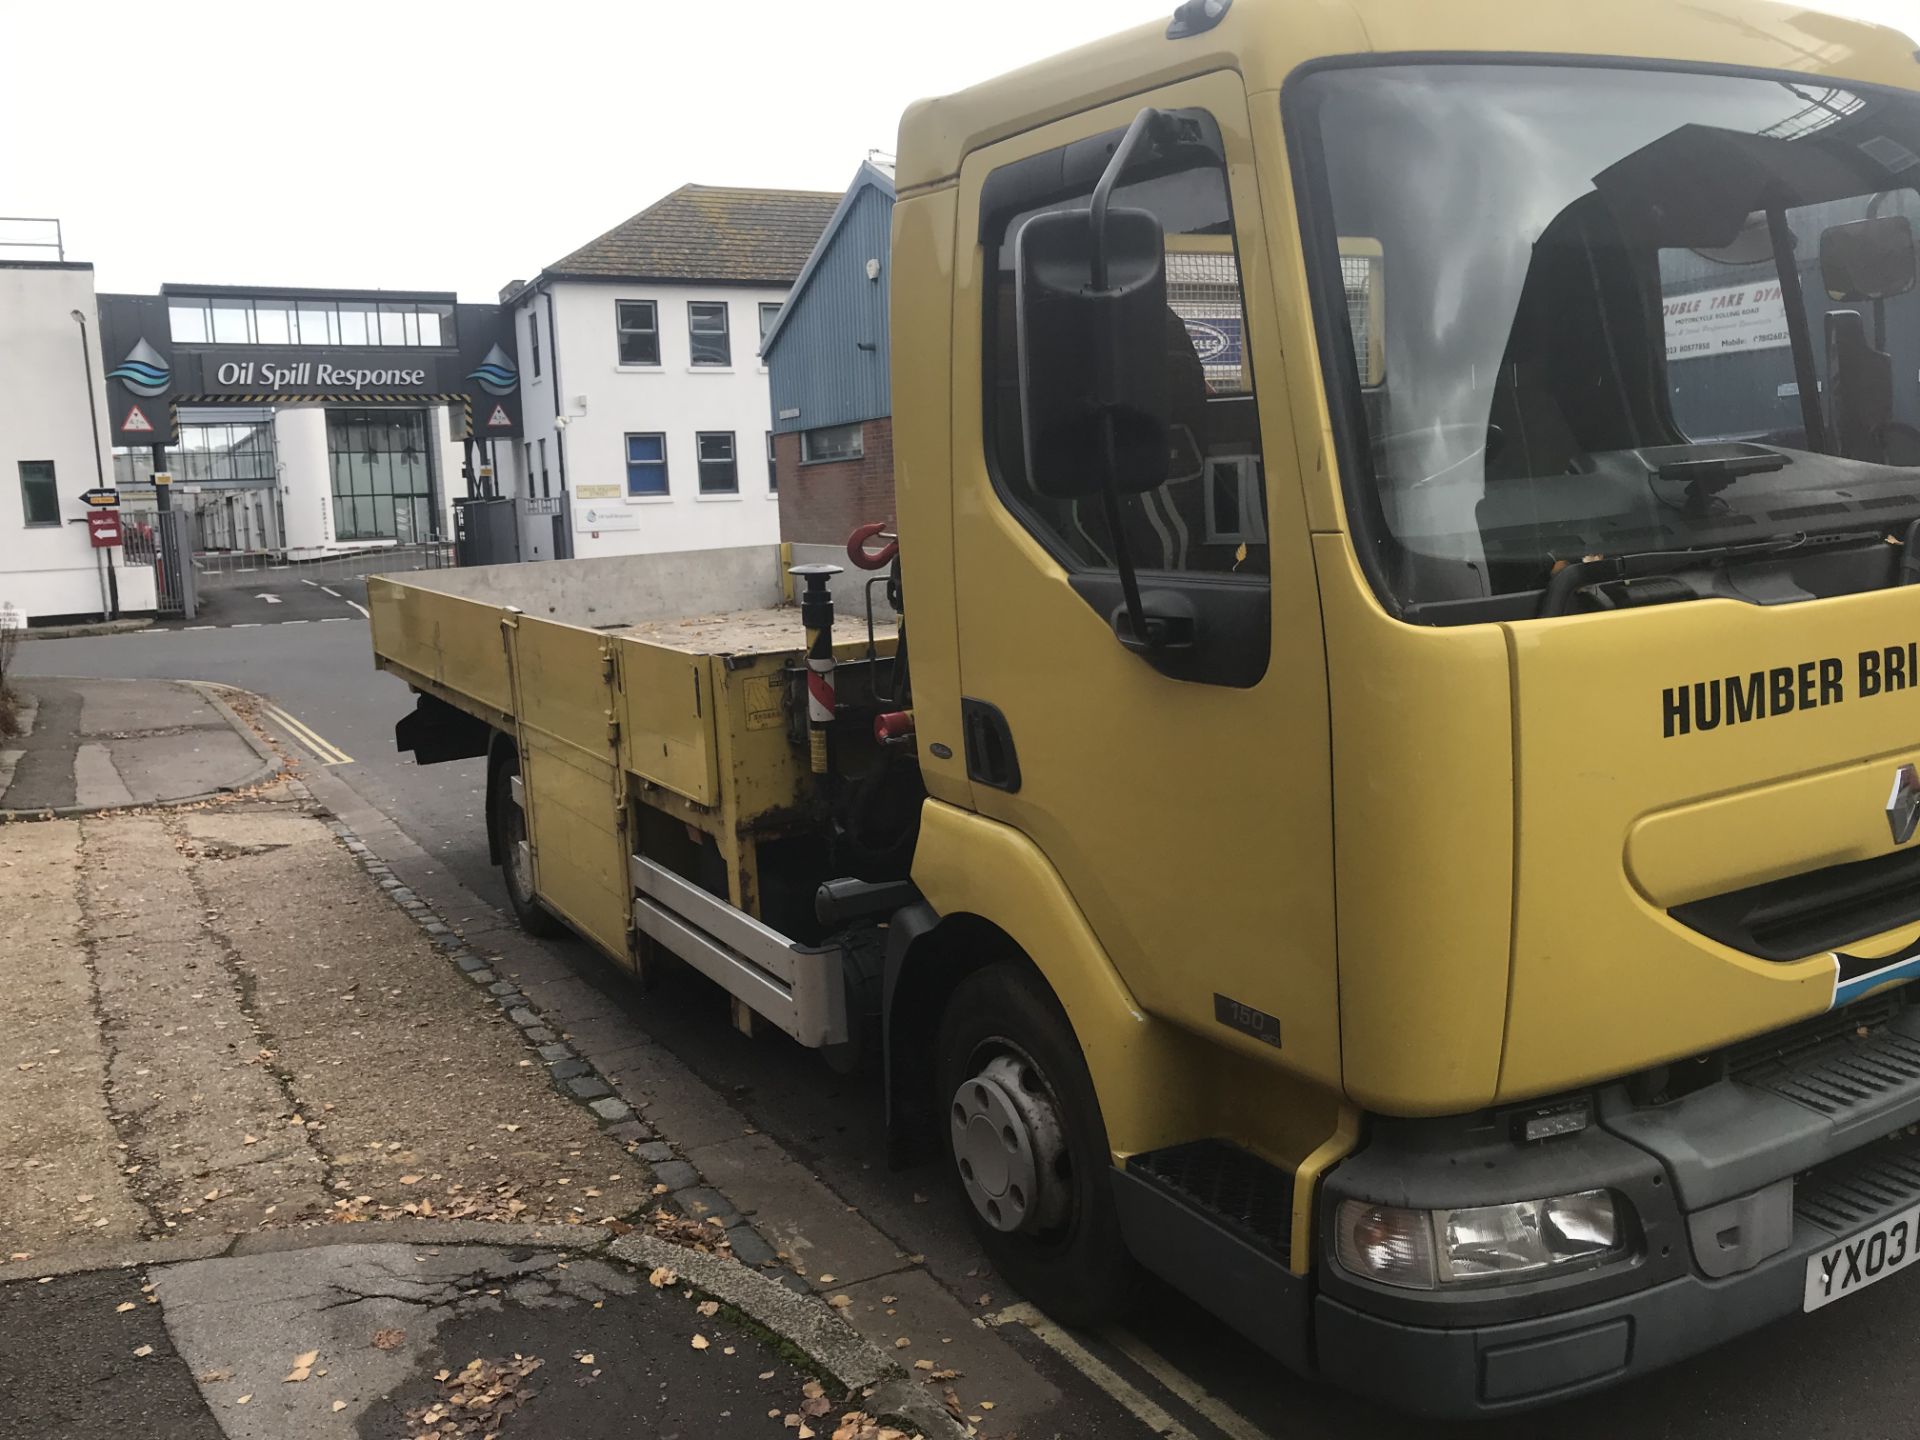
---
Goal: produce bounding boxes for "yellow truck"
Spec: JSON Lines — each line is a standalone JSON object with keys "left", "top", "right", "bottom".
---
{"left": 371, "top": 0, "right": 1920, "bottom": 1413}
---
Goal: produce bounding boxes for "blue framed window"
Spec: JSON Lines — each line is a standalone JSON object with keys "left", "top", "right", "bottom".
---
{"left": 625, "top": 433, "right": 668, "bottom": 496}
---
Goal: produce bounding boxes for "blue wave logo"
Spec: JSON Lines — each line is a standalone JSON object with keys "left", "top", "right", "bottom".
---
{"left": 106, "top": 338, "right": 170, "bottom": 397}
{"left": 466, "top": 343, "right": 518, "bottom": 396}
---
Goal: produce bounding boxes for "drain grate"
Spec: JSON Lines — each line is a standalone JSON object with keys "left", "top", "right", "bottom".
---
{"left": 1128, "top": 1139, "right": 1293, "bottom": 1264}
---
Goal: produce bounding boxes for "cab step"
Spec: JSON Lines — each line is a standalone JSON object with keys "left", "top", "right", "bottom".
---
{"left": 1113, "top": 1140, "right": 1308, "bottom": 1371}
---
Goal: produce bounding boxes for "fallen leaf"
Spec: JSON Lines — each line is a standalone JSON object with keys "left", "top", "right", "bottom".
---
{"left": 235, "top": 1395, "right": 252, "bottom": 1406}
{"left": 913, "top": 1360, "right": 933, "bottom": 1371}
{"left": 759, "top": 1370, "right": 775, "bottom": 1380}
{"left": 116, "top": 1302, "right": 137, "bottom": 1313}
{"left": 399, "top": 1175, "right": 421, "bottom": 1186}
{"left": 133, "top": 1345, "right": 154, "bottom": 1358}
{"left": 331, "top": 1400, "right": 347, "bottom": 1412}
{"left": 284, "top": 1348, "right": 320, "bottom": 1382}
{"left": 76, "top": 1193, "right": 94, "bottom": 1203}
{"left": 196, "top": 1369, "right": 232, "bottom": 1383}
{"left": 894, "top": 1337, "right": 912, "bottom": 1349}
{"left": 818, "top": 1274, "right": 837, "bottom": 1284}
{"left": 690, "top": 1334, "right": 710, "bottom": 1350}
{"left": 370, "top": 1328, "right": 405, "bottom": 1350}
{"left": 696, "top": 1300, "right": 719, "bottom": 1317}
{"left": 827, "top": 1295, "right": 851, "bottom": 1309}
{"left": 243, "top": 1135, "right": 259, "bottom": 1146}
{"left": 980, "top": 1400, "right": 996, "bottom": 1410}
{"left": 578, "top": 1354, "right": 596, "bottom": 1365}
{"left": 648, "top": 1266, "right": 678, "bottom": 1289}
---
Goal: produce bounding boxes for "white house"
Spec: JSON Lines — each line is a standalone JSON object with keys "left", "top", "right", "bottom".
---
{"left": 500, "top": 185, "right": 839, "bottom": 561}
{"left": 0, "top": 259, "right": 158, "bottom": 623}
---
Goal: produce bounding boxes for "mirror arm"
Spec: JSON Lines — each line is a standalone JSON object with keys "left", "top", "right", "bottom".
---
{"left": 1098, "top": 418, "right": 1153, "bottom": 648}
{"left": 1089, "top": 108, "right": 1168, "bottom": 292}
{"left": 1085, "top": 106, "right": 1171, "bottom": 649}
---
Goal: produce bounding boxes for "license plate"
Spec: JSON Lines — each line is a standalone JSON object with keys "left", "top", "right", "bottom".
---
{"left": 1804, "top": 1205, "right": 1920, "bottom": 1312}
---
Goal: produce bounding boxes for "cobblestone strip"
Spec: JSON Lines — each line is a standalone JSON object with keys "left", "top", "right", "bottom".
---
{"left": 315, "top": 814, "right": 789, "bottom": 1274}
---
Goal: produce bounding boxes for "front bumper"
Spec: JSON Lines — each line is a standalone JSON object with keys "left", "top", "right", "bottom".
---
{"left": 1317, "top": 1169, "right": 1886, "bottom": 1415}
{"left": 1317, "top": 997, "right": 1920, "bottom": 1415}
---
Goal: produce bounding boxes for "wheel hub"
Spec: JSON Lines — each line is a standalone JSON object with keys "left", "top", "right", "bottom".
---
{"left": 949, "top": 1052, "right": 1069, "bottom": 1235}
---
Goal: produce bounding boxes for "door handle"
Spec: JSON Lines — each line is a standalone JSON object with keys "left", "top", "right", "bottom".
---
{"left": 1110, "top": 590, "right": 1199, "bottom": 653}
{"left": 960, "top": 698, "right": 1022, "bottom": 793}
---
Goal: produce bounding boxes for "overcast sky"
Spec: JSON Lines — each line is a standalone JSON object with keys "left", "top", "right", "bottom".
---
{"left": 2, "top": 0, "right": 1913, "bottom": 301}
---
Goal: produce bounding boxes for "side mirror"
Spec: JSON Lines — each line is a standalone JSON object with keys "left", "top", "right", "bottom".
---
{"left": 1822, "top": 215, "right": 1916, "bottom": 303}
{"left": 1014, "top": 206, "right": 1171, "bottom": 498}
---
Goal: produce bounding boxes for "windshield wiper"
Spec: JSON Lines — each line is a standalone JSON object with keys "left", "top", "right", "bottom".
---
{"left": 1537, "top": 530, "right": 1882, "bottom": 617}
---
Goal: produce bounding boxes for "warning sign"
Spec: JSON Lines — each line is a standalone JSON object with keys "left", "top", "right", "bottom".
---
{"left": 122, "top": 404, "right": 154, "bottom": 433}
{"left": 486, "top": 404, "right": 511, "bottom": 428}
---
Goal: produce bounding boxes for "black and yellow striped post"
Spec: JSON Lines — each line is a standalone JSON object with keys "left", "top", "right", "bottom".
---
{"left": 789, "top": 563, "right": 843, "bottom": 777}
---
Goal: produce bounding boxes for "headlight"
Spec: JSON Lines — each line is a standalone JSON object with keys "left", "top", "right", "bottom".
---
{"left": 1335, "top": 1189, "right": 1624, "bottom": 1290}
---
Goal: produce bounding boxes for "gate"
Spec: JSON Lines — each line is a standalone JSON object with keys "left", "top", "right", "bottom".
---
{"left": 123, "top": 511, "right": 198, "bottom": 619}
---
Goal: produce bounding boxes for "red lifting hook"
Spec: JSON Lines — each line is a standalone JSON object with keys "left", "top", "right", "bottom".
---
{"left": 846, "top": 521, "right": 898, "bottom": 571}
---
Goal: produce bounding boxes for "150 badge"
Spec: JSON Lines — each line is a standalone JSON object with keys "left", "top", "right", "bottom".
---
{"left": 1214, "top": 993, "right": 1282, "bottom": 1049}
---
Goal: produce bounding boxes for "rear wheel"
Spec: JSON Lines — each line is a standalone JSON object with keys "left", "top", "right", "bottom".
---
{"left": 491, "top": 751, "right": 565, "bottom": 938}
{"left": 933, "top": 962, "right": 1138, "bottom": 1324}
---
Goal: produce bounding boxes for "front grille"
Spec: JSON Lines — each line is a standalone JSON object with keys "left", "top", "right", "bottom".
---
{"left": 1128, "top": 1140, "right": 1293, "bottom": 1264}
{"left": 1796, "top": 1126, "right": 1920, "bottom": 1234}
{"left": 1729, "top": 994, "right": 1920, "bottom": 1118}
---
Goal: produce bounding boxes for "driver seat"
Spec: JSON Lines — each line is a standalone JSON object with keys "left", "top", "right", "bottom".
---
{"left": 1827, "top": 309, "right": 1894, "bottom": 464}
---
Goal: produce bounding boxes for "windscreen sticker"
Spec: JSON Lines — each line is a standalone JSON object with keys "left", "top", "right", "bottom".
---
{"left": 1663, "top": 644, "right": 1920, "bottom": 737}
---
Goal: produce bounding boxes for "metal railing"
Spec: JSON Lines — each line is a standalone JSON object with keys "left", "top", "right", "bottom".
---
{"left": 193, "top": 540, "right": 453, "bottom": 587}
{"left": 0, "top": 216, "right": 64, "bottom": 262}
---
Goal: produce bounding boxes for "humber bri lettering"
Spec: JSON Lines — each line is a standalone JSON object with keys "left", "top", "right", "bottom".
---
{"left": 1662, "top": 643, "right": 1920, "bottom": 736}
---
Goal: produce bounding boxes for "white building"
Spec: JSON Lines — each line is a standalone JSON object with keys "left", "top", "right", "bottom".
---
{"left": 500, "top": 185, "right": 838, "bottom": 561}
{"left": 0, "top": 259, "right": 157, "bottom": 623}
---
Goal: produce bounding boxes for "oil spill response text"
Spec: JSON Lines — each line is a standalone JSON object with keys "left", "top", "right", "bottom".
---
{"left": 1663, "top": 644, "right": 1920, "bottom": 736}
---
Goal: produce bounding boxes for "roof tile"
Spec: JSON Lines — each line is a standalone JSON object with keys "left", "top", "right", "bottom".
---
{"left": 548, "top": 184, "right": 841, "bottom": 285}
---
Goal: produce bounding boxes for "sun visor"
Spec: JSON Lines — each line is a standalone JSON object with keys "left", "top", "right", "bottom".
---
{"left": 1593, "top": 123, "right": 1887, "bottom": 248}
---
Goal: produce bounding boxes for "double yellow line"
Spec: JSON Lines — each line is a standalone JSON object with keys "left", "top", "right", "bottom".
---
{"left": 262, "top": 703, "right": 354, "bottom": 767}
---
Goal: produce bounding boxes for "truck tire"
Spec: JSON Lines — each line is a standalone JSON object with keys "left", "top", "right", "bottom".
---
{"left": 491, "top": 752, "right": 566, "bottom": 939}
{"left": 933, "top": 962, "right": 1138, "bottom": 1325}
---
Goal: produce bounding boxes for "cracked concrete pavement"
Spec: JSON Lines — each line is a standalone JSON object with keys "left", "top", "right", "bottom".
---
{"left": 0, "top": 678, "right": 272, "bottom": 815}
{"left": 0, "top": 782, "right": 858, "bottom": 1440}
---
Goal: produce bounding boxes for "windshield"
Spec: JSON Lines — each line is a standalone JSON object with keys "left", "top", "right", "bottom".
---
{"left": 1292, "top": 64, "right": 1920, "bottom": 621}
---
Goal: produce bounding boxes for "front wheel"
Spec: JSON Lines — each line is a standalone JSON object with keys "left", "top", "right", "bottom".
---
{"left": 932, "top": 962, "right": 1138, "bottom": 1324}
{"left": 490, "top": 752, "right": 565, "bottom": 938}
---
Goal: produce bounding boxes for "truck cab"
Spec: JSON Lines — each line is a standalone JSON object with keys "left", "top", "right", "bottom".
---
{"left": 886, "top": 0, "right": 1920, "bottom": 1414}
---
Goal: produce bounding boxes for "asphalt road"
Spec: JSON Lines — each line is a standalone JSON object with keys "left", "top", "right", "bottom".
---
{"left": 23, "top": 569, "right": 1920, "bottom": 1437}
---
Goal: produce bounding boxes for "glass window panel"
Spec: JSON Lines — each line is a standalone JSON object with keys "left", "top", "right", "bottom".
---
{"left": 418, "top": 308, "right": 442, "bottom": 346}
{"left": 625, "top": 432, "right": 668, "bottom": 495}
{"left": 254, "top": 305, "right": 291, "bottom": 345}
{"left": 767, "top": 431, "right": 778, "bottom": 492}
{"left": 295, "top": 302, "right": 329, "bottom": 345}
{"left": 373, "top": 495, "right": 396, "bottom": 537}
{"left": 759, "top": 302, "right": 781, "bottom": 341}
{"left": 210, "top": 298, "right": 252, "bottom": 344}
{"left": 338, "top": 307, "right": 369, "bottom": 346}
{"left": 18, "top": 460, "right": 59, "bottom": 525}
{"left": 378, "top": 305, "right": 407, "bottom": 346}
{"left": 688, "top": 302, "right": 731, "bottom": 365}
{"left": 169, "top": 301, "right": 209, "bottom": 343}
{"left": 402, "top": 309, "right": 420, "bottom": 345}
{"left": 617, "top": 300, "right": 660, "bottom": 364}
{"left": 697, "top": 431, "right": 738, "bottom": 493}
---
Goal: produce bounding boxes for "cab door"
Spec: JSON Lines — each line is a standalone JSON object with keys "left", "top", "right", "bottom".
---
{"left": 948, "top": 71, "right": 1340, "bottom": 1089}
